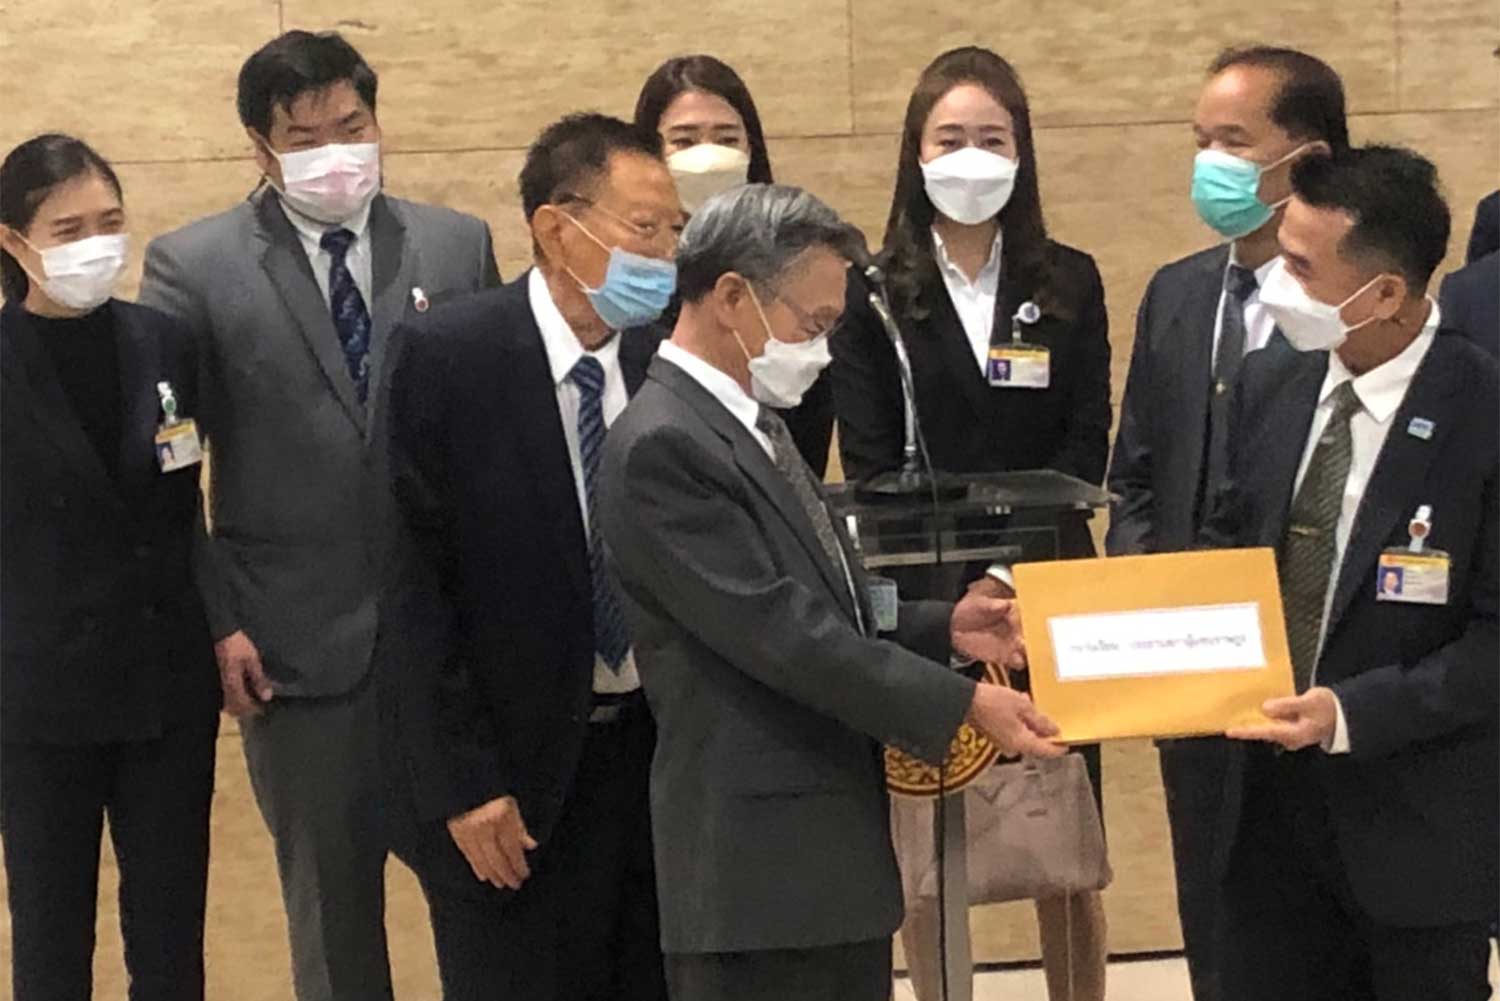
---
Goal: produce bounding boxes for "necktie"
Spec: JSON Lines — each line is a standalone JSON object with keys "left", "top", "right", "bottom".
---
{"left": 320, "top": 228, "right": 373, "bottom": 404}
{"left": 1203, "top": 263, "right": 1260, "bottom": 511}
{"left": 755, "top": 408, "right": 862, "bottom": 629}
{"left": 570, "top": 356, "right": 630, "bottom": 671}
{"left": 1278, "top": 381, "right": 1362, "bottom": 692}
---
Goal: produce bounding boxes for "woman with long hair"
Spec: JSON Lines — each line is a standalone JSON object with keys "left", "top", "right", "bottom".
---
{"left": 831, "top": 47, "right": 1111, "bottom": 1001}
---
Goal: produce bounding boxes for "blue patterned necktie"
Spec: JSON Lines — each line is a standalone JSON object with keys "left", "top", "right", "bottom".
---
{"left": 1203, "top": 263, "right": 1260, "bottom": 512}
{"left": 570, "top": 355, "right": 631, "bottom": 671}
{"left": 320, "top": 227, "right": 373, "bottom": 404}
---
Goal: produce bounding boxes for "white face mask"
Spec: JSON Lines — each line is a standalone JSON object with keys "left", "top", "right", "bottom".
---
{"left": 19, "top": 233, "right": 129, "bottom": 311}
{"left": 668, "top": 144, "right": 751, "bottom": 214}
{"left": 1259, "top": 257, "right": 1386, "bottom": 353}
{"left": 733, "top": 285, "right": 833, "bottom": 408}
{"left": 272, "top": 142, "right": 381, "bottom": 224}
{"left": 920, "top": 147, "right": 1018, "bottom": 225}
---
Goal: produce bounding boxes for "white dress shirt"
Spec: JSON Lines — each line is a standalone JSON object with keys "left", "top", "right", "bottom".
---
{"left": 529, "top": 268, "right": 641, "bottom": 695}
{"left": 281, "top": 197, "right": 374, "bottom": 309}
{"left": 1293, "top": 303, "right": 1441, "bottom": 752}
{"left": 1210, "top": 251, "right": 1280, "bottom": 370}
{"left": 933, "top": 228, "right": 1004, "bottom": 374}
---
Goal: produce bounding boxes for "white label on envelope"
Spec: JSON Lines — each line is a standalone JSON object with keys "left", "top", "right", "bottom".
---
{"left": 1048, "top": 602, "right": 1267, "bottom": 681}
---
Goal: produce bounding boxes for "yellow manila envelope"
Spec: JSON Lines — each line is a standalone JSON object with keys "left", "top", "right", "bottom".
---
{"left": 1013, "top": 548, "right": 1295, "bottom": 742}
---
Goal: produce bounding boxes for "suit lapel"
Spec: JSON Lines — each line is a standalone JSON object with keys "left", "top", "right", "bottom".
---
{"left": 365, "top": 195, "right": 418, "bottom": 426}
{"left": 510, "top": 285, "right": 591, "bottom": 605}
{"left": 619, "top": 327, "right": 659, "bottom": 397}
{"left": 1251, "top": 351, "right": 1328, "bottom": 547}
{"left": 254, "top": 190, "right": 367, "bottom": 435}
{"left": 923, "top": 268, "right": 993, "bottom": 420}
{"left": 652, "top": 358, "right": 856, "bottom": 615}
{"left": 1174, "top": 247, "right": 1230, "bottom": 495}
{"left": 0, "top": 303, "right": 127, "bottom": 515}
{"left": 1325, "top": 341, "right": 1462, "bottom": 636}
{"left": 112, "top": 302, "right": 164, "bottom": 504}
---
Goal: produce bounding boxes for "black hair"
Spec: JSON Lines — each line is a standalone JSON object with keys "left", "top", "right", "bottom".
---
{"left": 237, "top": 31, "right": 378, "bottom": 137}
{"left": 518, "top": 113, "right": 664, "bottom": 221}
{"left": 1208, "top": 46, "right": 1350, "bottom": 153}
{"left": 0, "top": 134, "right": 122, "bottom": 301}
{"left": 633, "top": 55, "right": 774, "bottom": 184}
{"left": 1290, "top": 144, "right": 1451, "bottom": 293}
{"left": 882, "top": 47, "right": 1062, "bottom": 322}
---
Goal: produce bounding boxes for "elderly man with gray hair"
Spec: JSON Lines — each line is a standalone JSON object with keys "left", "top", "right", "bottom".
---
{"left": 598, "top": 182, "right": 1061, "bottom": 1001}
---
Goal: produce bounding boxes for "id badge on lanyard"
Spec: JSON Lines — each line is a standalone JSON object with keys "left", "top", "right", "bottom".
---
{"left": 1376, "top": 505, "right": 1450, "bottom": 606}
{"left": 154, "top": 381, "right": 203, "bottom": 473}
{"left": 987, "top": 300, "right": 1049, "bottom": 389}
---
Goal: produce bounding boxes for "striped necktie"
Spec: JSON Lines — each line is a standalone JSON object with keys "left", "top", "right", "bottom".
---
{"left": 570, "top": 355, "right": 630, "bottom": 671}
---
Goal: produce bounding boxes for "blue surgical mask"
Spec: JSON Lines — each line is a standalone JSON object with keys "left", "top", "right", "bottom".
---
{"left": 562, "top": 214, "right": 677, "bottom": 330}
{"left": 1190, "top": 146, "right": 1307, "bottom": 239}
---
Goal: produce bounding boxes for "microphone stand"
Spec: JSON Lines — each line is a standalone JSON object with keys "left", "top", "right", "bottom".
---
{"left": 854, "top": 266, "right": 967, "bottom": 503}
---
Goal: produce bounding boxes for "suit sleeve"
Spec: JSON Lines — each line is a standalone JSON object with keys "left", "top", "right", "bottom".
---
{"left": 388, "top": 323, "right": 512, "bottom": 818}
{"left": 141, "top": 237, "right": 241, "bottom": 640}
{"left": 1048, "top": 255, "right": 1112, "bottom": 484}
{"left": 1333, "top": 463, "right": 1500, "bottom": 760}
{"left": 831, "top": 275, "right": 906, "bottom": 483}
{"left": 1106, "top": 271, "right": 1162, "bottom": 555}
{"left": 601, "top": 426, "right": 976, "bottom": 764}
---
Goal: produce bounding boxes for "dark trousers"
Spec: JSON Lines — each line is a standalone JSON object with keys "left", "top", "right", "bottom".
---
{"left": 1218, "top": 748, "right": 1492, "bottom": 1001}
{"left": 1157, "top": 737, "right": 1232, "bottom": 1001}
{"left": 665, "top": 938, "right": 892, "bottom": 1001}
{"left": 415, "top": 697, "right": 667, "bottom": 1001}
{"left": 0, "top": 715, "right": 218, "bottom": 1001}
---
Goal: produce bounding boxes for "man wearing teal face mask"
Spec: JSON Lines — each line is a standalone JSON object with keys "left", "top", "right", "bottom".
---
{"left": 378, "top": 113, "right": 682, "bottom": 999}
{"left": 1106, "top": 45, "right": 1349, "bottom": 1001}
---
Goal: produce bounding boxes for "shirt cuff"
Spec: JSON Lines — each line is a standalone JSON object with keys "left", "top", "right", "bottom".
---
{"left": 1323, "top": 692, "right": 1352, "bottom": 755}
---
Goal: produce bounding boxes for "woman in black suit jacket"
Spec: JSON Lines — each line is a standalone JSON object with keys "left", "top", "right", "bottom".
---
{"left": 635, "top": 54, "right": 836, "bottom": 476}
{"left": 0, "top": 135, "right": 219, "bottom": 1000}
{"left": 831, "top": 48, "right": 1110, "bottom": 1001}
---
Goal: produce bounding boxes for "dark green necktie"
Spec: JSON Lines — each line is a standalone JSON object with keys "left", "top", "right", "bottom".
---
{"left": 1278, "top": 381, "right": 1362, "bottom": 692}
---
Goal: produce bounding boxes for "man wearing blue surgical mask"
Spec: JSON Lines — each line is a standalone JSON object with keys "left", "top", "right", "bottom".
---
{"left": 377, "top": 112, "right": 681, "bottom": 1000}
{"left": 1105, "top": 46, "right": 1349, "bottom": 1001}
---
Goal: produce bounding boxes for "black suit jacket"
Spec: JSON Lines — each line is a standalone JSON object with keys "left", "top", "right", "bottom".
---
{"left": 1438, "top": 250, "right": 1498, "bottom": 358}
{"left": 1203, "top": 332, "right": 1499, "bottom": 927}
{"left": 1466, "top": 190, "right": 1500, "bottom": 264}
{"left": 833, "top": 240, "right": 1111, "bottom": 493}
{"left": 378, "top": 274, "right": 661, "bottom": 871}
{"left": 598, "top": 356, "right": 975, "bottom": 954}
{"left": 0, "top": 299, "right": 219, "bottom": 744}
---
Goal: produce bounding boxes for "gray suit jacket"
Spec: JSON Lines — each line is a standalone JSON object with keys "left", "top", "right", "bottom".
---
{"left": 139, "top": 187, "right": 500, "bottom": 696}
{"left": 598, "top": 355, "right": 976, "bottom": 956}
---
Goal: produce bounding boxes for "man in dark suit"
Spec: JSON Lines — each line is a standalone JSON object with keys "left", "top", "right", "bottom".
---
{"left": 1105, "top": 46, "right": 1350, "bottom": 999}
{"left": 1209, "top": 146, "right": 1497, "bottom": 1001}
{"left": 1439, "top": 249, "right": 1498, "bottom": 357}
{"left": 598, "top": 183, "right": 1063, "bottom": 1001}
{"left": 1464, "top": 189, "right": 1499, "bottom": 264}
{"left": 137, "top": 31, "right": 499, "bottom": 1001}
{"left": 380, "top": 113, "right": 680, "bottom": 1000}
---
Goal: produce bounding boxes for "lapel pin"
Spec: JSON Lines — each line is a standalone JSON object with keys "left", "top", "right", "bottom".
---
{"left": 1407, "top": 417, "right": 1435, "bottom": 440}
{"left": 411, "top": 287, "right": 430, "bottom": 313}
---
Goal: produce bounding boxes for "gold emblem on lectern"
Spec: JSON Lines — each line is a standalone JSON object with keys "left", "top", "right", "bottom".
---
{"left": 885, "top": 662, "right": 1005, "bottom": 798}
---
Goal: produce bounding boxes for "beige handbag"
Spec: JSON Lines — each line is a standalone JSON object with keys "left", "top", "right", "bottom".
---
{"left": 892, "top": 668, "right": 1112, "bottom": 905}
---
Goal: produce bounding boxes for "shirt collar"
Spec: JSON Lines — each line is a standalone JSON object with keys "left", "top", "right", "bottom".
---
{"left": 1320, "top": 300, "right": 1442, "bottom": 424}
{"left": 932, "top": 227, "right": 1003, "bottom": 288}
{"left": 656, "top": 340, "right": 761, "bottom": 438}
{"left": 529, "top": 267, "right": 621, "bottom": 388}
{"left": 280, "top": 194, "right": 373, "bottom": 243}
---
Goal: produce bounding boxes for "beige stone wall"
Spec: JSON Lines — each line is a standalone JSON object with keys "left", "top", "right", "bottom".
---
{"left": 2, "top": 1, "right": 1496, "bottom": 995}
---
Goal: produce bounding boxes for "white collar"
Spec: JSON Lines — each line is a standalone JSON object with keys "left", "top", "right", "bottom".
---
{"left": 280, "top": 194, "right": 373, "bottom": 243}
{"left": 932, "top": 227, "right": 1003, "bottom": 287}
{"left": 529, "top": 267, "right": 621, "bottom": 387}
{"left": 1320, "top": 301, "right": 1442, "bottom": 424}
{"left": 657, "top": 340, "right": 761, "bottom": 438}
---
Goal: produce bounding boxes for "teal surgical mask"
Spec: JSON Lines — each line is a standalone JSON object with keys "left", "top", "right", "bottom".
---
{"left": 1191, "top": 145, "right": 1309, "bottom": 239}
{"left": 562, "top": 213, "right": 677, "bottom": 330}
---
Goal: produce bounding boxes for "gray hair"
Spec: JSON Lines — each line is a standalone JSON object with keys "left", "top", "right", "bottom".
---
{"left": 675, "top": 183, "right": 864, "bottom": 302}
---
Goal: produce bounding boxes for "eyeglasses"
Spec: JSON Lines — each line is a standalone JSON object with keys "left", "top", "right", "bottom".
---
{"left": 557, "top": 194, "right": 681, "bottom": 253}
{"left": 774, "top": 291, "right": 842, "bottom": 340}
